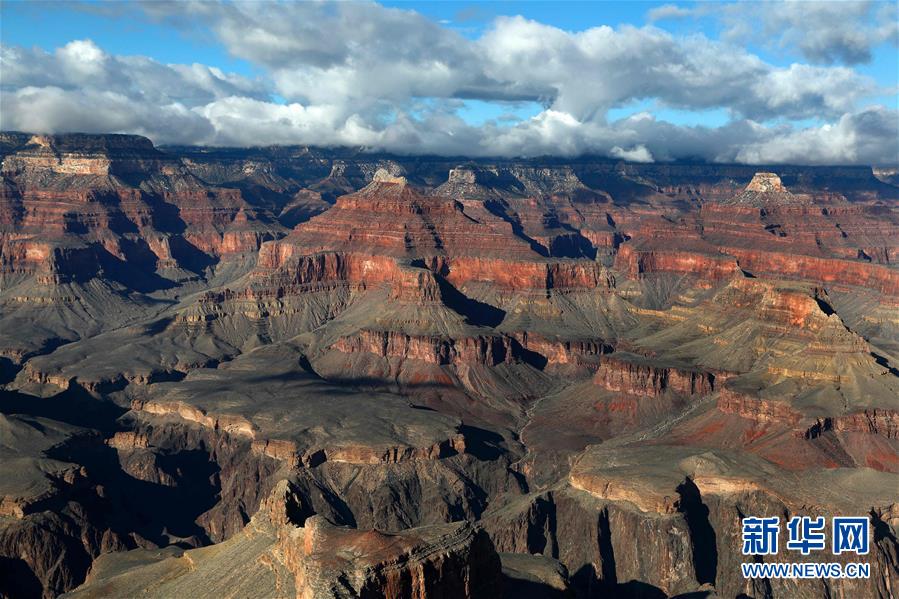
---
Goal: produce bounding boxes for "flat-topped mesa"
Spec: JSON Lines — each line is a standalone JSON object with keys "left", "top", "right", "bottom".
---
{"left": 433, "top": 166, "right": 510, "bottom": 200}
{"left": 340, "top": 172, "right": 439, "bottom": 210}
{"left": 370, "top": 167, "right": 407, "bottom": 185}
{"left": 718, "top": 171, "right": 811, "bottom": 208}
{"left": 438, "top": 167, "right": 482, "bottom": 197}
{"left": 507, "top": 165, "right": 586, "bottom": 197}
{"left": 448, "top": 167, "right": 477, "bottom": 185}
{"left": 2, "top": 132, "right": 158, "bottom": 157}
{"left": 434, "top": 165, "right": 591, "bottom": 200}
{"left": 745, "top": 172, "right": 788, "bottom": 193}
{"left": 1, "top": 133, "right": 166, "bottom": 180}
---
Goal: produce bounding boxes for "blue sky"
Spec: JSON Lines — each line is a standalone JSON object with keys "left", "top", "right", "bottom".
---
{"left": 2, "top": 1, "right": 257, "bottom": 74}
{"left": 1, "top": 1, "right": 896, "bottom": 163}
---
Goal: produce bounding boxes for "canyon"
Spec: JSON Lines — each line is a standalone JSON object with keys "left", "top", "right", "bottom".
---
{"left": 0, "top": 132, "right": 897, "bottom": 598}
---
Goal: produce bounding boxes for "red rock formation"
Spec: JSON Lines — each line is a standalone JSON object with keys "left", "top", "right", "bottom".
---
{"left": 284, "top": 169, "right": 536, "bottom": 259}
{"left": 287, "top": 515, "right": 502, "bottom": 599}
{"left": 0, "top": 134, "right": 283, "bottom": 287}
{"left": 615, "top": 243, "right": 740, "bottom": 285}
{"left": 613, "top": 173, "right": 899, "bottom": 295}
{"left": 726, "top": 247, "right": 899, "bottom": 294}
{"left": 593, "top": 354, "right": 717, "bottom": 397}
{"left": 513, "top": 332, "right": 611, "bottom": 368}
{"left": 804, "top": 409, "right": 899, "bottom": 440}
{"left": 716, "top": 394, "right": 805, "bottom": 427}
{"left": 332, "top": 330, "right": 519, "bottom": 367}
{"left": 254, "top": 250, "right": 403, "bottom": 291}
{"left": 426, "top": 255, "right": 610, "bottom": 291}
{"left": 252, "top": 170, "right": 615, "bottom": 298}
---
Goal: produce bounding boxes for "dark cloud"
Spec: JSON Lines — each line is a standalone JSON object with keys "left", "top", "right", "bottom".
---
{"left": 674, "top": 0, "right": 899, "bottom": 66}
{"left": 745, "top": 1, "right": 897, "bottom": 65}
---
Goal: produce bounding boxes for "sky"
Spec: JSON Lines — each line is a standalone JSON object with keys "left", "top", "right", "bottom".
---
{"left": 1, "top": 0, "right": 897, "bottom": 165}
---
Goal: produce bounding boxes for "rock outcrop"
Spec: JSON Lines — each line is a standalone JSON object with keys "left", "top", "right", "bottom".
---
{"left": 593, "top": 353, "right": 717, "bottom": 397}
{"left": 719, "top": 172, "right": 811, "bottom": 207}
{"left": 63, "top": 482, "right": 504, "bottom": 599}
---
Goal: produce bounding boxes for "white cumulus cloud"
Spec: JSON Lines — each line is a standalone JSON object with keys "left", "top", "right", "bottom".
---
{"left": 610, "top": 145, "right": 655, "bottom": 163}
{"left": 0, "top": 1, "right": 896, "bottom": 164}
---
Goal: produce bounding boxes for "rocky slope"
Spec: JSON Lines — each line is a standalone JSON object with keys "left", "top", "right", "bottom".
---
{"left": 1, "top": 133, "right": 897, "bottom": 598}
{"left": 63, "top": 481, "right": 503, "bottom": 599}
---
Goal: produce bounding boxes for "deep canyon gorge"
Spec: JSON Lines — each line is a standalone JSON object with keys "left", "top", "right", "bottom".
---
{"left": 0, "top": 132, "right": 897, "bottom": 598}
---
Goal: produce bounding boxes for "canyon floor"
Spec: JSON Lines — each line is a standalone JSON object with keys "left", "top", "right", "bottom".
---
{"left": 1, "top": 133, "right": 897, "bottom": 598}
